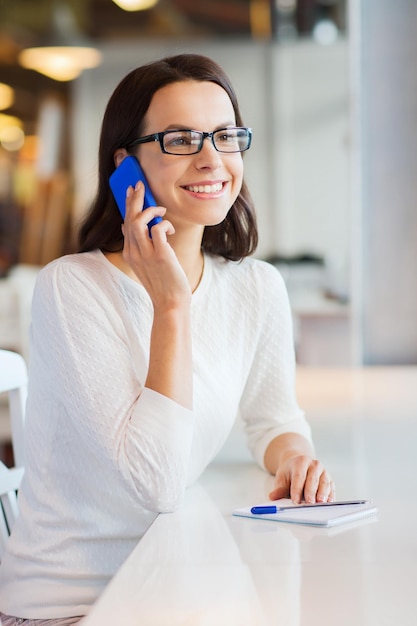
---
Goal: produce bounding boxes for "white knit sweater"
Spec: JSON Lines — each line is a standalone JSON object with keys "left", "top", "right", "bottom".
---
{"left": 0, "top": 249, "right": 311, "bottom": 619}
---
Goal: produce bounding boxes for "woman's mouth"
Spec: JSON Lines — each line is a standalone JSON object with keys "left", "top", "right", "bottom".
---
{"left": 183, "top": 182, "right": 223, "bottom": 194}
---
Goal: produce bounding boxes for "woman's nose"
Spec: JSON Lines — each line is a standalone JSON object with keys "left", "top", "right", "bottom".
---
{"left": 194, "top": 137, "right": 223, "bottom": 168}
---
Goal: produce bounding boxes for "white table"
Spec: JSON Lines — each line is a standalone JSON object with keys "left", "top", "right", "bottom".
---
{"left": 82, "top": 368, "right": 417, "bottom": 626}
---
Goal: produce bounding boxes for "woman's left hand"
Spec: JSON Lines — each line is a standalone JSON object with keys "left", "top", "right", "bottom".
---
{"left": 268, "top": 454, "right": 335, "bottom": 504}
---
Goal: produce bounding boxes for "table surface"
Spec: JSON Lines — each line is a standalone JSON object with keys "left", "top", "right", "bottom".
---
{"left": 82, "top": 367, "right": 417, "bottom": 626}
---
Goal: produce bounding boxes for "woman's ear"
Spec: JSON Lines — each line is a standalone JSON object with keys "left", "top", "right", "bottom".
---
{"left": 114, "top": 148, "right": 128, "bottom": 168}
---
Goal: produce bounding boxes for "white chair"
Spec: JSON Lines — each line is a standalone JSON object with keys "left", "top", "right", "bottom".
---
{"left": 0, "top": 460, "right": 24, "bottom": 558}
{"left": 0, "top": 350, "right": 28, "bottom": 468}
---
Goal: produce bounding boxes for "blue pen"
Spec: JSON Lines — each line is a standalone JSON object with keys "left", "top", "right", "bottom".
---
{"left": 251, "top": 506, "right": 278, "bottom": 514}
{"left": 250, "top": 500, "right": 368, "bottom": 515}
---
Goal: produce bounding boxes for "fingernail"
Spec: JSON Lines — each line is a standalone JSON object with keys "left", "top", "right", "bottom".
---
{"left": 126, "top": 186, "right": 132, "bottom": 197}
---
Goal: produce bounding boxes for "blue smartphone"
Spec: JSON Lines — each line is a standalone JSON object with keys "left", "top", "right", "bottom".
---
{"left": 109, "top": 155, "right": 162, "bottom": 234}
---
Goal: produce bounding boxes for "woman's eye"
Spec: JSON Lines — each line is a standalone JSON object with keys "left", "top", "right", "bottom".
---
{"left": 218, "top": 132, "right": 237, "bottom": 144}
{"left": 166, "top": 133, "right": 192, "bottom": 146}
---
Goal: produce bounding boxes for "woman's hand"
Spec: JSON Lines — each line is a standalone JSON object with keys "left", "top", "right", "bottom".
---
{"left": 122, "top": 181, "right": 191, "bottom": 311}
{"left": 264, "top": 433, "right": 335, "bottom": 504}
{"left": 268, "top": 454, "right": 335, "bottom": 504}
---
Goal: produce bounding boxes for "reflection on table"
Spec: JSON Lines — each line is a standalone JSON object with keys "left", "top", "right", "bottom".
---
{"left": 82, "top": 368, "right": 417, "bottom": 626}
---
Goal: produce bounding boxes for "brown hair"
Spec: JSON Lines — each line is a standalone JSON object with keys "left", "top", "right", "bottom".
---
{"left": 78, "top": 53, "right": 258, "bottom": 261}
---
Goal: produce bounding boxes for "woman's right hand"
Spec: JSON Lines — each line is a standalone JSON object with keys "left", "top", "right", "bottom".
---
{"left": 122, "top": 181, "right": 192, "bottom": 312}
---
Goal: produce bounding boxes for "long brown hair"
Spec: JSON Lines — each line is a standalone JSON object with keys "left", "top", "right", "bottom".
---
{"left": 78, "top": 53, "right": 258, "bottom": 261}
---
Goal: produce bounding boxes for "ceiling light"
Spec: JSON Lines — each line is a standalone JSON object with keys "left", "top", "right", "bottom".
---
{"left": 19, "top": 46, "right": 101, "bottom": 82}
{"left": 112, "top": 0, "right": 159, "bottom": 11}
{"left": 0, "top": 83, "right": 14, "bottom": 111}
{"left": 0, "top": 125, "right": 25, "bottom": 152}
{"left": 0, "top": 113, "right": 24, "bottom": 151}
{"left": 18, "top": 2, "right": 102, "bottom": 81}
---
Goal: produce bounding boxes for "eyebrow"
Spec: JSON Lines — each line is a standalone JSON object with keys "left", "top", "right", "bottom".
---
{"left": 161, "top": 122, "right": 237, "bottom": 132}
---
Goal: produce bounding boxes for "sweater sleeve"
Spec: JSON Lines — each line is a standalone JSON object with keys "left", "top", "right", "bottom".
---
{"left": 29, "top": 256, "right": 193, "bottom": 512}
{"left": 238, "top": 263, "right": 313, "bottom": 470}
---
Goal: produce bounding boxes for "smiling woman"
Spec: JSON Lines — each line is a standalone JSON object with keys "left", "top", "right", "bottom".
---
{"left": 0, "top": 53, "right": 334, "bottom": 624}
{"left": 79, "top": 55, "right": 258, "bottom": 261}
{"left": 118, "top": 80, "right": 245, "bottom": 234}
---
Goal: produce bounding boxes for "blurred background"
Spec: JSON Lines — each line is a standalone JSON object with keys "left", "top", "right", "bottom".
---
{"left": 0, "top": 0, "right": 416, "bottom": 372}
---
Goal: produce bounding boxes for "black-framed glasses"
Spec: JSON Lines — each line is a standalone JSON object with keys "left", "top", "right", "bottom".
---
{"left": 126, "top": 127, "right": 252, "bottom": 155}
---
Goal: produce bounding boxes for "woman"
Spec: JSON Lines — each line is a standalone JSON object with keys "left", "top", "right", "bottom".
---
{"left": 0, "top": 53, "right": 334, "bottom": 624}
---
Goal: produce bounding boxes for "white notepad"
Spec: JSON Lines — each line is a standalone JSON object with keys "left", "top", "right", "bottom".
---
{"left": 233, "top": 499, "right": 378, "bottom": 527}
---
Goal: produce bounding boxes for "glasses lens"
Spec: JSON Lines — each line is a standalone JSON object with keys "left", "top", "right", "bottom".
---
{"left": 162, "top": 130, "right": 202, "bottom": 155}
{"left": 161, "top": 128, "right": 251, "bottom": 154}
{"left": 213, "top": 128, "right": 251, "bottom": 153}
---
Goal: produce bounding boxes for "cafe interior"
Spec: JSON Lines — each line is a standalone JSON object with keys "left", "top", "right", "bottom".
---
{"left": 0, "top": 1, "right": 416, "bottom": 624}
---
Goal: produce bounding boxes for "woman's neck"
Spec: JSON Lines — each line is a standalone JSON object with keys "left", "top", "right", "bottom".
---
{"left": 166, "top": 225, "right": 205, "bottom": 292}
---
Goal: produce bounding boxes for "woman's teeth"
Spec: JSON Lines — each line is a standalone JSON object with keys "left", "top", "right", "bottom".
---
{"left": 185, "top": 183, "right": 223, "bottom": 193}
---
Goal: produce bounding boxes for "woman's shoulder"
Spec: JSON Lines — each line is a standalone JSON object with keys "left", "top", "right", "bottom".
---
{"left": 38, "top": 249, "right": 105, "bottom": 281}
{"left": 35, "top": 250, "right": 113, "bottom": 300}
{"left": 41, "top": 249, "right": 101, "bottom": 271}
{"left": 203, "top": 255, "right": 288, "bottom": 313}
{"left": 209, "top": 254, "right": 285, "bottom": 289}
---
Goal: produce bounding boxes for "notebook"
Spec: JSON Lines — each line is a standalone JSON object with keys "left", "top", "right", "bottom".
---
{"left": 232, "top": 499, "right": 378, "bottom": 528}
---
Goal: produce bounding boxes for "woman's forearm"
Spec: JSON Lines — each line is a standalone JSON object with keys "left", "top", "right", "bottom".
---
{"left": 145, "top": 305, "right": 193, "bottom": 410}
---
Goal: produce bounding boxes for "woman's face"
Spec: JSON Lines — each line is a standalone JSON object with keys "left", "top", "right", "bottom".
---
{"left": 134, "top": 80, "right": 244, "bottom": 232}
